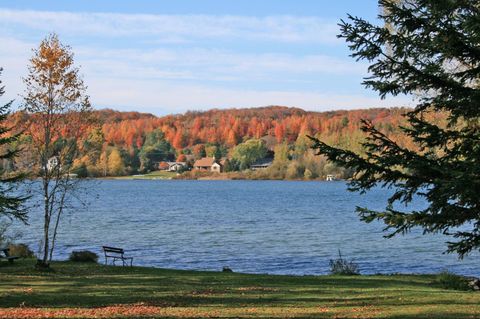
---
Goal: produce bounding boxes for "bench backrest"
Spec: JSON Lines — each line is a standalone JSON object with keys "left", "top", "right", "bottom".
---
{"left": 102, "top": 246, "right": 124, "bottom": 256}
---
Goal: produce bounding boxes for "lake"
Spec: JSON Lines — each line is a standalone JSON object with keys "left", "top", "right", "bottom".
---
{"left": 12, "top": 180, "right": 478, "bottom": 275}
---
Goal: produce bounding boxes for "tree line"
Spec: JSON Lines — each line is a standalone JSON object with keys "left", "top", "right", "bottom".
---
{"left": 6, "top": 105, "right": 446, "bottom": 180}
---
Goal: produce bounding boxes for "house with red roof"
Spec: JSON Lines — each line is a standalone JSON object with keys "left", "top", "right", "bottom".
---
{"left": 193, "top": 157, "right": 223, "bottom": 173}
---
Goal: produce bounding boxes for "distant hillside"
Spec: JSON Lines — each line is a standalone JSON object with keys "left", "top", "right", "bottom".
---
{"left": 12, "top": 105, "right": 435, "bottom": 179}
{"left": 99, "top": 105, "right": 412, "bottom": 151}
{"left": 93, "top": 109, "right": 156, "bottom": 123}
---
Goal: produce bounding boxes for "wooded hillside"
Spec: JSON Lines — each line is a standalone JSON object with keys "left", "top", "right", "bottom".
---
{"left": 100, "top": 106, "right": 410, "bottom": 151}
{"left": 9, "top": 106, "right": 435, "bottom": 179}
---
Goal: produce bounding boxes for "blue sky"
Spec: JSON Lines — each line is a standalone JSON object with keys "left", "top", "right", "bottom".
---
{"left": 0, "top": 0, "right": 409, "bottom": 115}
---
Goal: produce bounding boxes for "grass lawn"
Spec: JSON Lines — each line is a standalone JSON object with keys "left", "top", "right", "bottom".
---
{"left": 114, "top": 171, "right": 177, "bottom": 180}
{"left": 0, "top": 259, "right": 479, "bottom": 318}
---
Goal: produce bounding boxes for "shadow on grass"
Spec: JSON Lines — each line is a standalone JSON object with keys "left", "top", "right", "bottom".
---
{"left": 0, "top": 259, "right": 478, "bottom": 319}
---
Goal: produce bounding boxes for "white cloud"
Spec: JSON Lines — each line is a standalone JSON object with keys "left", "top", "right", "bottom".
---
{"left": 85, "top": 77, "right": 412, "bottom": 115}
{"left": 0, "top": 9, "right": 340, "bottom": 44}
{"left": 75, "top": 47, "right": 366, "bottom": 82}
{"left": 0, "top": 9, "right": 407, "bottom": 115}
{"left": 0, "top": 37, "right": 33, "bottom": 102}
{"left": 0, "top": 35, "right": 368, "bottom": 105}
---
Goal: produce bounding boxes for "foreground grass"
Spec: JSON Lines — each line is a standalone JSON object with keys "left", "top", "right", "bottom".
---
{"left": 0, "top": 259, "right": 479, "bottom": 318}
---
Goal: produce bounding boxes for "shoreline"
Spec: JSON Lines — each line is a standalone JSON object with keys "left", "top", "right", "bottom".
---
{"left": 101, "top": 173, "right": 340, "bottom": 182}
{"left": 103, "top": 177, "right": 336, "bottom": 181}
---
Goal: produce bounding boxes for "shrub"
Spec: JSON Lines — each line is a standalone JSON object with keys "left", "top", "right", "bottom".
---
{"left": 435, "top": 271, "right": 470, "bottom": 291}
{"left": 222, "top": 266, "right": 233, "bottom": 272}
{"left": 329, "top": 250, "right": 360, "bottom": 275}
{"left": 9, "top": 243, "right": 34, "bottom": 258}
{"left": 69, "top": 250, "right": 98, "bottom": 263}
{"left": 71, "top": 163, "right": 88, "bottom": 178}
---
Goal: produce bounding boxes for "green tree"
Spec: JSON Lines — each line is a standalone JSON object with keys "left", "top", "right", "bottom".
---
{"left": 205, "top": 144, "right": 222, "bottom": 159}
{"left": 293, "top": 135, "right": 310, "bottom": 159}
{"left": 310, "top": 0, "right": 480, "bottom": 257}
{"left": 124, "top": 146, "right": 141, "bottom": 173}
{"left": 232, "top": 139, "right": 268, "bottom": 170}
{"left": 0, "top": 69, "right": 28, "bottom": 223}
{"left": 139, "top": 129, "right": 175, "bottom": 172}
{"left": 223, "top": 158, "right": 240, "bottom": 172}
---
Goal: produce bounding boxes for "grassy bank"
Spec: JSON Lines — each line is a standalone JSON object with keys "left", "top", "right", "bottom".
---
{"left": 0, "top": 259, "right": 479, "bottom": 318}
{"left": 112, "top": 170, "right": 328, "bottom": 181}
{"left": 113, "top": 171, "right": 177, "bottom": 180}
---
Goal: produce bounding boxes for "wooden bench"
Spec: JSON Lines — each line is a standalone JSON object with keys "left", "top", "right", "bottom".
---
{"left": 102, "top": 246, "right": 133, "bottom": 267}
{"left": 0, "top": 247, "right": 19, "bottom": 263}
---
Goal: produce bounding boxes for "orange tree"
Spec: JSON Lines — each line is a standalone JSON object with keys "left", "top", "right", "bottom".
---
{"left": 23, "top": 34, "right": 93, "bottom": 266}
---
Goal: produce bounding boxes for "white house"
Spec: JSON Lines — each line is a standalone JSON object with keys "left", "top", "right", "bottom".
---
{"left": 46, "top": 156, "right": 60, "bottom": 172}
{"left": 211, "top": 162, "right": 222, "bottom": 173}
{"left": 167, "top": 162, "right": 186, "bottom": 172}
{"left": 326, "top": 174, "right": 335, "bottom": 181}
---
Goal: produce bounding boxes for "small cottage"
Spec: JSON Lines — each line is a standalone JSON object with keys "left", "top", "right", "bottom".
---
{"left": 158, "top": 162, "right": 186, "bottom": 171}
{"left": 167, "top": 162, "right": 186, "bottom": 172}
{"left": 193, "top": 157, "right": 223, "bottom": 173}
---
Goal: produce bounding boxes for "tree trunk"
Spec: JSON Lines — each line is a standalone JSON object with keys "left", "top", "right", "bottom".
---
{"left": 49, "top": 186, "right": 66, "bottom": 263}
{"left": 42, "top": 188, "right": 50, "bottom": 266}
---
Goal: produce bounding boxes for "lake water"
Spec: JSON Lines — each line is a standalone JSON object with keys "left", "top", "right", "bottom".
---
{"left": 11, "top": 180, "right": 478, "bottom": 275}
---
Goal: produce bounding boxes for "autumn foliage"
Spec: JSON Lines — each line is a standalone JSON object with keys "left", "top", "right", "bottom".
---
{"left": 7, "top": 105, "right": 443, "bottom": 178}
{"left": 97, "top": 106, "right": 414, "bottom": 151}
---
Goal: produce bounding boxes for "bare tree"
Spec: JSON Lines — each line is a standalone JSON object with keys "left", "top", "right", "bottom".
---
{"left": 23, "top": 34, "right": 92, "bottom": 267}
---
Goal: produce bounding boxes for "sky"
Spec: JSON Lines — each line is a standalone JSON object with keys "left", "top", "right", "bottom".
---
{"left": 0, "top": 0, "right": 411, "bottom": 115}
